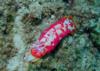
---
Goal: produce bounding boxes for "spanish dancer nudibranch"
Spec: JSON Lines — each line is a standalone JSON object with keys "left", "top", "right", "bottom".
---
{"left": 24, "top": 16, "right": 76, "bottom": 62}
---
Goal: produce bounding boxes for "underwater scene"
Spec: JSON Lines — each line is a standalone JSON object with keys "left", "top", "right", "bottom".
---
{"left": 0, "top": 0, "right": 100, "bottom": 71}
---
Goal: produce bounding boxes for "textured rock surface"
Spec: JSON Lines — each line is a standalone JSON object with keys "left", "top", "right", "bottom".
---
{"left": 0, "top": 0, "right": 100, "bottom": 71}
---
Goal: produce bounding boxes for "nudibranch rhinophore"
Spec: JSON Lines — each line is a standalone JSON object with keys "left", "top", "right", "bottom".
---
{"left": 24, "top": 16, "right": 76, "bottom": 62}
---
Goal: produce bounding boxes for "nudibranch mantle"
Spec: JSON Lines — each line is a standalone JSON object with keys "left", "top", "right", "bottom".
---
{"left": 24, "top": 17, "right": 76, "bottom": 62}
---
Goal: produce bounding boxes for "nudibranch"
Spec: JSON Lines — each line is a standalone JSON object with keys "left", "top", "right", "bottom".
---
{"left": 24, "top": 16, "right": 76, "bottom": 62}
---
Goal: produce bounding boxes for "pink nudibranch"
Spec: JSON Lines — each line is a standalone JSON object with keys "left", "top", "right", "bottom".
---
{"left": 24, "top": 16, "right": 76, "bottom": 62}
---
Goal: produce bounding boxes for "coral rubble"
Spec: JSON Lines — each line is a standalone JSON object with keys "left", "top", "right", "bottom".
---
{"left": 0, "top": 0, "right": 100, "bottom": 71}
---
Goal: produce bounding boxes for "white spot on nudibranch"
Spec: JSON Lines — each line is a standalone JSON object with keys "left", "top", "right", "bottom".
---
{"left": 68, "top": 25, "right": 74, "bottom": 31}
{"left": 44, "top": 28, "right": 57, "bottom": 46}
{"left": 55, "top": 24, "right": 61, "bottom": 29}
{"left": 63, "top": 19, "right": 74, "bottom": 31}
{"left": 40, "top": 38, "right": 47, "bottom": 42}
{"left": 64, "top": 20, "right": 70, "bottom": 25}
{"left": 56, "top": 30, "right": 62, "bottom": 35}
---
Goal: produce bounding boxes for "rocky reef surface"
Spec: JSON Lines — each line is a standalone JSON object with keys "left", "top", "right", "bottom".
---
{"left": 0, "top": 0, "right": 100, "bottom": 71}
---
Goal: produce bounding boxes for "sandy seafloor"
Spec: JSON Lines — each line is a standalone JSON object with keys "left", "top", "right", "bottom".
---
{"left": 0, "top": 0, "right": 100, "bottom": 71}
